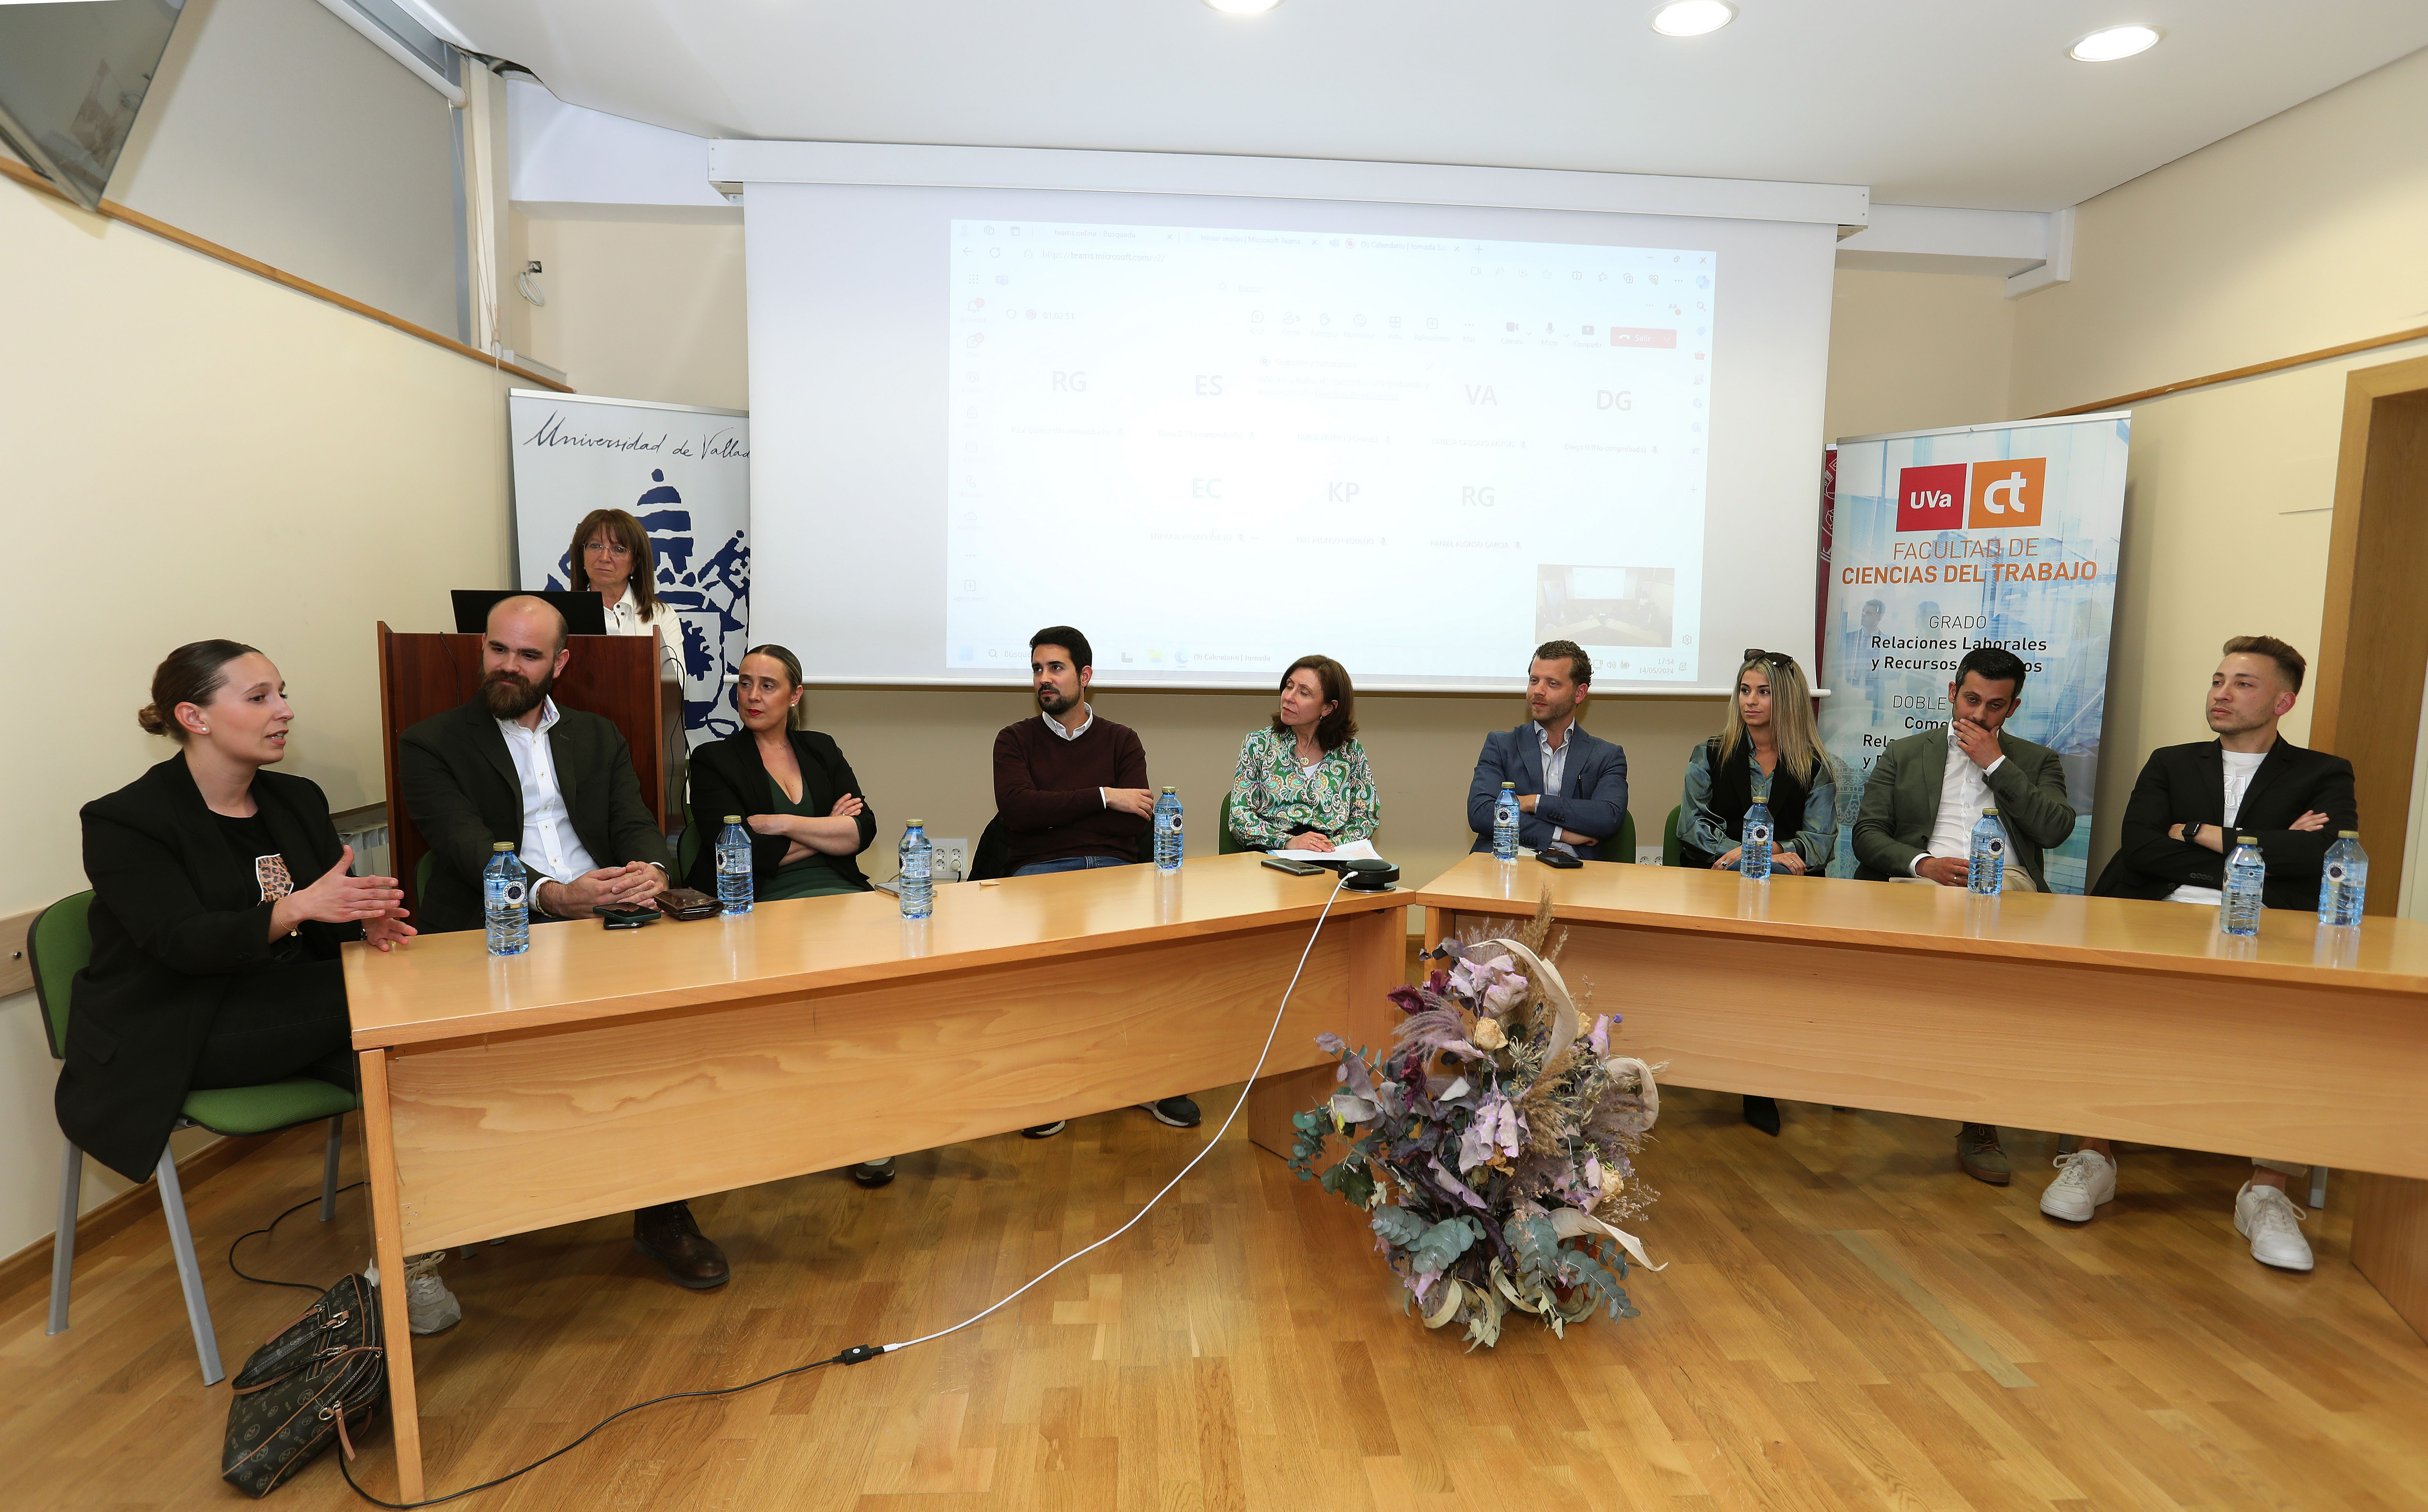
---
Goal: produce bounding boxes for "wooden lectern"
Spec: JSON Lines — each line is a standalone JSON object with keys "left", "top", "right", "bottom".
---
{"left": 376, "top": 624, "right": 679, "bottom": 917}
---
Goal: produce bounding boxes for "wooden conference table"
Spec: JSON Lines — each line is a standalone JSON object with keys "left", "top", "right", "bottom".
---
{"left": 342, "top": 855, "right": 1406, "bottom": 1500}
{"left": 1410, "top": 854, "right": 2428, "bottom": 1335}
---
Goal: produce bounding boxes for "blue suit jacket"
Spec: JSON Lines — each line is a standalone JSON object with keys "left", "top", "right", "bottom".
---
{"left": 1466, "top": 721, "right": 1630, "bottom": 860}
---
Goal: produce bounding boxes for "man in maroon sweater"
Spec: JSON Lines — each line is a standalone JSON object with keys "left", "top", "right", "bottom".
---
{"left": 993, "top": 625, "right": 1201, "bottom": 1134}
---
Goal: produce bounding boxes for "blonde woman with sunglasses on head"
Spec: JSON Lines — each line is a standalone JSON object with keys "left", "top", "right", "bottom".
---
{"left": 1678, "top": 649, "right": 1837, "bottom": 1135}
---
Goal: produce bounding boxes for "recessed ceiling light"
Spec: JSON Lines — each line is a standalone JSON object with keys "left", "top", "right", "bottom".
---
{"left": 1650, "top": 1, "right": 1736, "bottom": 38}
{"left": 2070, "top": 24, "right": 2162, "bottom": 62}
{"left": 1204, "top": 0, "right": 1281, "bottom": 13}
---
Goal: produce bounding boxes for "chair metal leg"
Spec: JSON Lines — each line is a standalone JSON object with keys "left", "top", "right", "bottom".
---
{"left": 320, "top": 1114, "right": 344, "bottom": 1222}
{"left": 2309, "top": 1166, "right": 2329, "bottom": 1210}
{"left": 154, "top": 1148, "right": 224, "bottom": 1386}
{"left": 47, "top": 1139, "right": 81, "bottom": 1336}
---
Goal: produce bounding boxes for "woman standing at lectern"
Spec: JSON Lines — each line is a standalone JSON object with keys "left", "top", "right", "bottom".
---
{"left": 567, "top": 507, "right": 683, "bottom": 681}
{"left": 1676, "top": 649, "right": 1838, "bottom": 1136}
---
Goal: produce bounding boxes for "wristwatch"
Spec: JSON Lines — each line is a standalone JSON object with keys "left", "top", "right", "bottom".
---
{"left": 2183, "top": 821, "right": 2203, "bottom": 846}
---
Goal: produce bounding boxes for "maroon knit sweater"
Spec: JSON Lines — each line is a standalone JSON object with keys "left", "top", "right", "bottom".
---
{"left": 992, "top": 712, "right": 1151, "bottom": 870}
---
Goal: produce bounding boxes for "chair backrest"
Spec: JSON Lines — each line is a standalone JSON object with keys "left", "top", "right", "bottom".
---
{"left": 1218, "top": 792, "right": 1245, "bottom": 856}
{"left": 1662, "top": 806, "right": 1683, "bottom": 868}
{"left": 676, "top": 812, "right": 703, "bottom": 887}
{"left": 1614, "top": 810, "right": 1637, "bottom": 863}
{"left": 969, "top": 815, "right": 1012, "bottom": 881}
{"left": 415, "top": 850, "right": 435, "bottom": 903}
{"left": 27, "top": 892, "right": 95, "bottom": 1062}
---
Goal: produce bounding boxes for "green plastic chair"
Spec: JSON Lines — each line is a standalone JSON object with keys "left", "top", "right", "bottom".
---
{"left": 33, "top": 891, "right": 357, "bottom": 1387}
{"left": 1218, "top": 792, "right": 1245, "bottom": 856}
{"left": 1663, "top": 805, "right": 1683, "bottom": 868}
{"left": 1613, "top": 810, "right": 1637, "bottom": 863}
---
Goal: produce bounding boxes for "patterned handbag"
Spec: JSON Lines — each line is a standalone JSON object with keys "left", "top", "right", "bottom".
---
{"left": 220, "top": 1273, "right": 388, "bottom": 1497}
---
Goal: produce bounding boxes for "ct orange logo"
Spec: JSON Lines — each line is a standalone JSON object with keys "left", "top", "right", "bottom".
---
{"left": 1968, "top": 457, "right": 2046, "bottom": 529}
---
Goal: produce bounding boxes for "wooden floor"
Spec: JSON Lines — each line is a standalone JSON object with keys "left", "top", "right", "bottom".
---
{"left": 6, "top": 1085, "right": 2426, "bottom": 1511}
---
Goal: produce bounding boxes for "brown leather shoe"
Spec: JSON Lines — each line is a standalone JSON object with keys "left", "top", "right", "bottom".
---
{"left": 632, "top": 1201, "right": 729, "bottom": 1289}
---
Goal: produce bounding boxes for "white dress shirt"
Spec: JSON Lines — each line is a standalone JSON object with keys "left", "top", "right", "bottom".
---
{"left": 1914, "top": 728, "right": 2006, "bottom": 874}
{"left": 603, "top": 586, "right": 683, "bottom": 682}
{"left": 2167, "top": 748, "right": 2268, "bottom": 906}
{"left": 1042, "top": 705, "right": 1111, "bottom": 808}
{"left": 1536, "top": 720, "right": 1577, "bottom": 854}
{"left": 497, "top": 697, "right": 601, "bottom": 885}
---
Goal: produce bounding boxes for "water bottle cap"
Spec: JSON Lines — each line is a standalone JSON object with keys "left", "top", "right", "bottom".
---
{"left": 492, "top": 842, "right": 514, "bottom": 853}
{"left": 1501, "top": 781, "right": 1516, "bottom": 789}
{"left": 1161, "top": 786, "right": 1176, "bottom": 794}
{"left": 1981, "top": 806, "right": 1997, "bottom": 815}
{"left": 907, "top": 819, "right": 923, "bottom": 827}
{"left": 724, "top": 815, "right": 741, "bottom": 824}
{"left": 2339, "top": 830, "right": 2359, "bottom": 839}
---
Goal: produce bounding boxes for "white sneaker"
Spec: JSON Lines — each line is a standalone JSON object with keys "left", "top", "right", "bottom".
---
{"left": 2235, "top": 1182, "right": 2315, "bottom": 1272}
{"left": 2039, "top": 1149, "right": 2116, "bottom": 1222}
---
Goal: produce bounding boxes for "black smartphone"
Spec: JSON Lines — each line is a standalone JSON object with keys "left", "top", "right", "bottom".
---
{"left": 599, "top": 904, "right": 661, "bottom": 929}
{"left": 1261, "top": 856, "right": 1326, "bottom": 877}
{"left": 1537, "top": 850, "right": 1584, "bottom": 870}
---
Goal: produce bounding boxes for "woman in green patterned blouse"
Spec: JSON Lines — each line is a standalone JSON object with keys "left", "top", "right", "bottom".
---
{"left": 1227, "top": 655, "right": 1379, "bottom": 852}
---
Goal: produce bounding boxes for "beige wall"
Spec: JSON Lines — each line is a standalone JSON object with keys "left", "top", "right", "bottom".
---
{"left": 2010, "top": 48, "right": 2428, "bottom": 869}
{"left": 0, "top": 180, "right": 518, "bottom": 1259}
{"left": 1823, "top": 268, "right": 2014, "bottom": 442}
{"left": 509, "top": 209, "right": 749, "bottom": 410}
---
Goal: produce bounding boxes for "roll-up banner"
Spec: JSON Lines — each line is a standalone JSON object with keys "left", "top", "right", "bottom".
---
{"left": 507, "top": 391, "right": 752, "bottom": 747}
{"left": 1817, "top": 412, "right": 2130, "bottom": 892}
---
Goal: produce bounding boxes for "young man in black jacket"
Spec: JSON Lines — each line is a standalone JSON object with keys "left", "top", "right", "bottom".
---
{"left": 397, "top": 596, "right": 730, "bottom": 1291}
{"left": 2059, "top": 635, "right": 2357, "bottom": 1270}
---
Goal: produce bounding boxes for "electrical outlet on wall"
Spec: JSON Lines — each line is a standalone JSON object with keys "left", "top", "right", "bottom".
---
{"left": 930, "top": 838, "right": 970, "bottom": 883}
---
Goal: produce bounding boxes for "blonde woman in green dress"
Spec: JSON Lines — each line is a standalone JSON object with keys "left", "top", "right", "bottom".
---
{"left": 1227, "top": 655, "right": 1379, "bottom": 852}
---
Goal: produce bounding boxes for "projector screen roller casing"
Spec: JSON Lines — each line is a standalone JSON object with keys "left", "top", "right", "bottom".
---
{"left": 746, "top": 181, "right": 1836, "bottom": 693}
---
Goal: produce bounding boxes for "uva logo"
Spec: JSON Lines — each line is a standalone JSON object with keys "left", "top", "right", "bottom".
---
{"left": 1984, "top": 838, "right": 2005, "bottom": 856}
{"left": 1747, "top": 822, "right": 1771, "bottom": 843}
{"left": 1897, "top": 457, "right": 2047, "bottom": 531}
{"left": 500, "top": 881, "right": 525, "bottom": 906}
{"left": 2327, "top": 862, "right": 2347, "bottom": 883}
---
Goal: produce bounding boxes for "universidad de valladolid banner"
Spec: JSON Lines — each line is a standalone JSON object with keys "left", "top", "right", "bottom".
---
{"left": 1818, "top": 412, "right": 2131, "bottom": 892}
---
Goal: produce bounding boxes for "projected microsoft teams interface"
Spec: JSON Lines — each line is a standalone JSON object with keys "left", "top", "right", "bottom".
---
{"left": 945, "top": 219, "right": 1715, "bottom": 684}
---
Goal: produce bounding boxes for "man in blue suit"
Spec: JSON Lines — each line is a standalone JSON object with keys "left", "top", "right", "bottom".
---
{"left": 1466, "top": 639, "right": 1630, "bottom": 860}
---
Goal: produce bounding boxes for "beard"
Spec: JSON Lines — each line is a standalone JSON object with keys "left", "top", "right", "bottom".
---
{"left": 482, "top": 666, "right": 554, "bottom": 720}
{"left": 1036, "top": 682, "right": 1077, "bottom": 715}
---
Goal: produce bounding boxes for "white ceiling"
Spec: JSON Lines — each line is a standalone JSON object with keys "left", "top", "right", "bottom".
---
{"left": 421, "top": 1, "right": 2428, "bottom": 212}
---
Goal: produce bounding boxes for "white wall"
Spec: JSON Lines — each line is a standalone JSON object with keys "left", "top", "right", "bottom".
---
{"left": 109, "top": 0, "right": 464, "bottom": 336}
{"left": 0, "top": 177, "right": 517, "bottom": 1260}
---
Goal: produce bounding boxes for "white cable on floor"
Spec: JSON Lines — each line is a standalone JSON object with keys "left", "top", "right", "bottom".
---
{"left": 878, "top": 871, "right": 1353, "bottom": 1355}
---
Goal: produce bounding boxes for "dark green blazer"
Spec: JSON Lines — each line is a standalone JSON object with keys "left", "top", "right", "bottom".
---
{"left": 398, "top": 697, "right": 672, "bottom": 935}
{"left": 1852, "top": 725, "right": 2076, "bottom": 892}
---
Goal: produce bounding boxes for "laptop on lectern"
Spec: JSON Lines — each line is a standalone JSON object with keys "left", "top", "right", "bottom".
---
{"left": 450, "top": 589, "right": 608, "bottom": 636}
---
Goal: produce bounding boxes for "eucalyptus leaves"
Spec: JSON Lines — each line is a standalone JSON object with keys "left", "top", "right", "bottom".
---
{"left": 1288, "top": 894, "right": 1663, "bottom": 1350}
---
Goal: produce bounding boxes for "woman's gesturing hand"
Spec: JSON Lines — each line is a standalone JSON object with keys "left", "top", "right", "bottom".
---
{"left": 273, "top": 847, "right": 405, "bottom": 937}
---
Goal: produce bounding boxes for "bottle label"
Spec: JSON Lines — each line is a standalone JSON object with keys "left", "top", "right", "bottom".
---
{"left": 1746, "top": 823, "right": 1771, "bottom": 843}
{"left": 2326, "top": 862, "right": 2346, "bottom": 883}
{"left": 1983, "top": 837, "right": 2004, "bottom": 856}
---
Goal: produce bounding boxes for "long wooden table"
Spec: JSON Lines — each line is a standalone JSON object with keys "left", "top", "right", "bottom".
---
{"left": 1409, "top": 854, "right": 2428, "bottom": 1333}
{"left": 343, "top": 856, "right": 1405, "bottom": 1500}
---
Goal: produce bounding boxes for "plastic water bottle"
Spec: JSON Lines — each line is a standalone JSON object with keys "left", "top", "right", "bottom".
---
{"left": 483, "top": 842, "right": 527, "bottom": 956}
{"left": 1154, "top": 786, "right": 1184, "bottom": 870}
{"left": 715, "top": 815, "right": 753, "bottom": 915}
{"left": 2319, "top": 831, "right": 2367, "bottom": 928}
{"left": 899, "top": 820, "right": 933, "bottom": 919}
{"left": 1741, "top": 784, "right": 1774, "bottom": 881}
{"left": 2222, "top": 833, "right": 2266, "bottom": 937}
{"left": 1492, "top": 782, "right": 1520, "bottom": 860}
{"left": 1967, "top": 808, "right": 2007, "bottom": 895}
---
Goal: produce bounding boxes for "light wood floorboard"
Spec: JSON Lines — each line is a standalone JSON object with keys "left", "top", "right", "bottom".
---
{"left": 5, "top": 1083, "right": 2425, "bottom": 1510}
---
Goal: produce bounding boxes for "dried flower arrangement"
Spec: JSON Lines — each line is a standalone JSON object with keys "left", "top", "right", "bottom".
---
{"left": 1288, "top": 893, "right": 1663, "bottom": 1349}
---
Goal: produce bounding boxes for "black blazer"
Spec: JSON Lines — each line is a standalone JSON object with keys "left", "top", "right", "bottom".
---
{"left": 684, "top": 728, "right": 877, "bottom": 894}
{"left": 58, "top": 758, "right": 357, "bottom": 1181}
{"left": 398, "top": 697, "right": 673, "bottom": 935}
{"left": 2092, "top": 737, "right": 2357, "bottom": 911}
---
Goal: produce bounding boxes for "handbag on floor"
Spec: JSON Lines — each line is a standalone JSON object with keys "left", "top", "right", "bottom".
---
{"left": 221, "top": 1272, "right": 388, "bottom": 1497}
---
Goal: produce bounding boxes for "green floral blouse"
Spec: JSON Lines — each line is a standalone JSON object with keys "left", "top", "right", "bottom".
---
{"left": 1226, "top": 727, "right": 1380, "bottom": 849}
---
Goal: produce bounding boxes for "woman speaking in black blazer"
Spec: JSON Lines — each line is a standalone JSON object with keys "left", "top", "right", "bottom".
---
{"left": 685, "top": 644, "right": 877, "bottom": 901}
{"left": 57, "top": 643, "right": 462, "bottom": 1329}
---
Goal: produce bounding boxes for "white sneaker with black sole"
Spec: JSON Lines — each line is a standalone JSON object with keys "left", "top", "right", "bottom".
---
{"left": 2235, "top": 1181, "right": 2315, "bottom": 1271}
{"left": 2039, "top": 1149, "right": 2116, "bottom": 1222}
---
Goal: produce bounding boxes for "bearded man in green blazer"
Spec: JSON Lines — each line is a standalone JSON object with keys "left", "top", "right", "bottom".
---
{"left": 1852, "top": 645, "right": 2077, "bottom": 1186}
